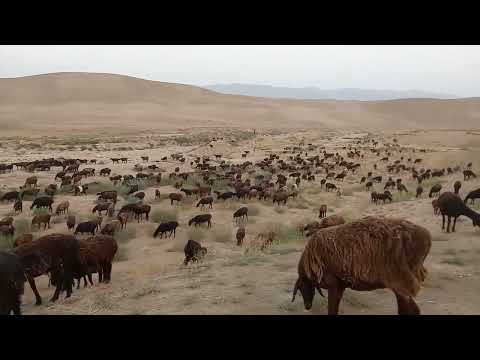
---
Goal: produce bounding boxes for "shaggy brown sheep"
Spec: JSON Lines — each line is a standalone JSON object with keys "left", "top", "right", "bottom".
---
{"left": 55, "top": 201, "right": 70, "bottom": 215}
{"left": 236, "top": 227, "right": 246, "bottom": 246}
{"left": 77, "top": 234, "right": 118, "bottom": 285}
{"left": 31, "top": 213, "right": 51, "bottom": 230}
{"left": 319, "top": 204, "right": 327, "bottom": 218}
{"left": 292, "top": 216, "right": 431, "bottom": 315}
{"left": 169, "top": 193, "right": 183, "bottom": 205}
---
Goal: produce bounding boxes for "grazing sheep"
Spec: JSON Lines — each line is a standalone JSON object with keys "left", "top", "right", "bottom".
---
{"left": 117, "top": 213, "right": 128, "bottom": 229}
{"left": 0, "top": 216, "right": 14, "bottom": 227}
{"left": 325, "top": 183, "right": 337, "bottom": 192}
{"left": 319, "top": 204, "right": 327, "bottom": 219}
{"left": 13, "top": 233, "right": 80, "bottom": 305}
{"left": 30, "top": 196, "right": 54, "bottom": 212}
{"left": 153, "top": 221, "right": 179, "bottom": 239}
{"left": 463, "top": 170, "right": 477, "bottom": 181}
{"left": 305, "top": 215, "right": 346, "bottom": 237}
{"left": 233, "top": 207, "right": 248, "bottom": 223}
{"left": 184, "top": 240, "right": 207, "bottom": 265}
{"left": 196, "top": 196, "right": 214, "bottom": 210}
{"left": 31, "top": 214, "right": 51, "bottom": 230}
{"left": 432, "top": 200, "right": 440, "bottom": 215}
{"left": 55, "top": 201, "right": 70, "bottom": 215}
{"left": 416, "top": 186, "right": 423, "bottom": 198}
{"left": 188, "top": 214, "right": 212, "bottom": 228}
{"left": 66, "top": 215, "right": 76, "bottom": 231}
{"left": 77, "top": 235, "right": 118, "bottom": 285}
{"left": 155, "top": 189, "right": 161, "bottom": 199}
{"left": 100, "top": 221, "right": 121, "bottom": 236}
{"left": 464, "top": 188, "right": 480, "bottom": 205}
{"left": 97, "top": 191, "right": 117, "bottom": 203}
{"left": 13, "top": 234, "right": 33, "bottom": 248}
{"left": 134, "top": 192, "right": 145, "bottom": 200}
{"left": 375, "top": 191, "right": 393, "bottom": 204}
{"left": 437, "top": 192, "right": 480, "bottom": 233}
{"left": 236, "top": 227, "right": 246, "bottom": 246}
{"left": 429, "top": 184, "right": 442, "bottom": 198}
{"left": 92, "top": 202, "right": 111, "bottom": 215}
{"left": 1, "top": 191, "right": 20, "bottom": 203}
{"left": 292, "top": 216, "right": 431, "bottom": 315}
{"left": 74, "top": 221, "right": 98, "bottom": 236}
{"left": 169, "top": 193, "right": 183, "bottom": 206}
{"left": 273, "top": 192, "right": 288, "bottom": 205}
{"left": 0, "top": 252, "right": 26, "bottom": 315}
{"left": 397, "top": 184, "right": 408, "bottom": 193}
{"left": 132, "top": 204, "right": 151, "bottom": 222}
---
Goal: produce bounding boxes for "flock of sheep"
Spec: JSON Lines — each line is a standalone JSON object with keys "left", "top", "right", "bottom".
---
{"left": 0, "top": 133, "right": 479, "bottom": 315}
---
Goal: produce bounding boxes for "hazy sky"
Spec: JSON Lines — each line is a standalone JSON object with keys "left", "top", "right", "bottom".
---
{"left": 1, "top": 45, "right": 479, "bottom": 96}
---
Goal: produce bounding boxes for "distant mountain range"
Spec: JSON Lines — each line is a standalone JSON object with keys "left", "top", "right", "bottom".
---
{"left": 204, "top": 84, "right": 459, "bottom": 101}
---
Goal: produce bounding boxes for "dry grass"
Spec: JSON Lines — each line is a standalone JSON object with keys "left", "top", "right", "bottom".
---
{"left": 211, "top": 225, "right": 232, "bottom": 243}
{"left": 151, "top": 208, "right": 178, "bottom": 223}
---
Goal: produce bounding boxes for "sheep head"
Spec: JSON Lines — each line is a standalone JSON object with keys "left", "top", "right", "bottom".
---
{"left": 292, "top": 276, "right": 315, "bottom": 310}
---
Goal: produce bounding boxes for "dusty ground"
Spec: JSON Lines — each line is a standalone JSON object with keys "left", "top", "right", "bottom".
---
{"left": 1, "top": 127, "right": 480, "bottom": 315}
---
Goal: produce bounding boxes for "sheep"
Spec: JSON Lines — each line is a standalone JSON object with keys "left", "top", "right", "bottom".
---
{"left": 13, "top": 234, "right": 33, "bottom": 248}
{"left": 188, "top": 214, "right": 212, "bottom": 228}
{"left": 97, "top": 191, "right": 117, "bottom": 203}
{"left": 117, "top": 213, "right": 128, "bottom": 229}
{"left": 132, "top": 204, "right": 151, "bottom": 222}
{"left": 183, "top": 240, "right": 207, "bottom": 265}
{"left": 31, "top": 214, "right": 51, "bottom": 230}
{"left": 217, "top": 191, "right": 235, "bottom": 201}
{"left": 0, "top": 252, "right": 26, "bottom": 315}
{"left": 432, "top": 200, "right": 440, "bottom": 215}
{"left": 153, "top": 221, "right": 179, "bottom": 239}
{"left": 55, "top": 201, "right": 70, "bottom": 215}
{"left": 375, "top": 191, "right": 393, "bottom": 204}
{"left": 236, "top": 227, "right": 246, "bottom": 246}
{"left": 233, "top": 207, "right": 248, "bottom": 223}
{"left": 464, "top": 188, "right": 480, "bottom": 205}
{"left": 305, "top": 215, "right": 346, "bottom": 237}
{"left": 292, "top": 216, "right": 431, "bottom": 315}
{"left": 416, "top": 186, "right": 423, "bottom": 198}
{"left": 365, "top": 181, "right": 373, "bottom": 191}
{"left": 100, "top": 221, "right": 121, "bottom": 236}
{"left": 91, "top": 216, "right": 103, "bottom": 231}
{"left": 196, "top": 196, "right": 214, "bottom": 210}
{"left": 463, "top": 170, "right": 477, "bottom": 181}
{"left": 155, "top": 189, "right": 161, "bottom": 199}
{"left": 325, "top": 183, "right": 337, "bottom": 192}
{"left": 63, "top": 214, "right": 75, "bottom": 231}
{"left": 169, "top": 193, "right": 183, "bottom": 205}
{"left": 92, "top": 202, "right": 112, "bottom": 215}
{"left": 13, "top": 233, "right": 80, "bottom": 305}
{"left": 437, "top": 192, "right": 480, "bottom": 233}
{"left": 76, "top": 234, "right": 118, "bottom": 285}
{"left": 0, "top": 216, "right": 14, "bottom": 227}
{"left": 1, "top": 191, "right": 20, "bottom": 203}
{"left": 273, "top": 192, "right": 288, "bottom": 205}
{"left": 319, "top": 204, "right": 327, "bottom": 219}
{"left": 30, "top": 196, "right": 54, "bottom": 212}
{"left": 397, "top": 183, "right": 408, "bottom": 193}
{"left": 429, "top": 184, "right": 442, "bottom": 198}
{"left": 74, "top": 221, "right": 98, "bottom": 236}
{"left": 454, "top": 181, "right": 462, "bottom": 195}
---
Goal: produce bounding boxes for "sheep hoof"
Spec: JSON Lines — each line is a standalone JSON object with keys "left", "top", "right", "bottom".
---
{"left": 303, "top": 309, "right": 312, "bottom": 313}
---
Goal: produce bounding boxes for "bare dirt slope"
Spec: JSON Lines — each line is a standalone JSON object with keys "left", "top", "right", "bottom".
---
{"left": 1, "top": 73, "right": 480, "bottom": 136}
{"left": 1, "top": 128, "right": 480, "bottom": 315}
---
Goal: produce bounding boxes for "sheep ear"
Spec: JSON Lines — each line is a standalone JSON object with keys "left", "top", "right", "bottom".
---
{"left": 292, "top": 278, "right": 300, "bottom": 302}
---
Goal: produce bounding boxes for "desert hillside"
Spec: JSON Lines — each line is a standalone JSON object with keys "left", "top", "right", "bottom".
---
{"left": 1, "top": 72, "right": 480, "bottom": 136}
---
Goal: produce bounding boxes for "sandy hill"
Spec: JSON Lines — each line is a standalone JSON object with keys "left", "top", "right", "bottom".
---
{"left": 1, "top": 72, "right": 479, "bottom": 136}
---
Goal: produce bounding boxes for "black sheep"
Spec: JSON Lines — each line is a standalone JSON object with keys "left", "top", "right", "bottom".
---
{"left": 74, "top": 221, "right": 98, "bottom": 236}
{"left": 153, "top": 221, "right": 179, "bottom": 238}
{"left": 183, "top": 240, "right": 207, "bottom": 265}
{"left": 30, "top": 196, "right": 54, "bottom": 212}
{"left": 0, "top": 252, "right": 26, "bottom": 315}
{"left": 438, "top": 192, "right": 480, "bottom": 233}
{"left": 1, "top": 191, "right": 20, "bottom": 203}
{"left": 454, "top": 181, "right": 462, "bottom": 195}
{"left": 464, "top": 188, "right": 480, "bottom": 205}
{"left": 233, "top": 207, "right": 248, "bottom": 223}
{"left": 429, "top": 184, "right": 442, "bottom": 198}
{"left": 188, "top": 214, "right": 212, "bottom": 227}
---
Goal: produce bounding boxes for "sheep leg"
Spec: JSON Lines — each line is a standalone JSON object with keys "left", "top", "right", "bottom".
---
{"left": 27, "top": 275, "right": 42, "bottom": 306}
{"left": 327, "top": 286, "right": 345, "bottom": 315}
{"left": 446, "top": 216, "right": 451, "bottom": 233}
{"left": 441, "top": 214, "right": 445, "bottom": 230}
{"left": 452, "top": 216, "right": 458, "bottom": 232}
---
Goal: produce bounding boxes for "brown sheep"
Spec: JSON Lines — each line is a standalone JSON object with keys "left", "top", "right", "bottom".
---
{"left": 92, "top": 202, "right": 111, "bottom": 215}
{"left": 0, "top": 216, "right": 14, "bottom": 227}
{"left": 32, "top": 214, "right": 51, "bottom": 230}
{"left": 66, "top": 215, "right": 76, "bottom": 231}
{"left": 117, "top": 213, "right": 128, "bottom": 229}
{"left": 273, "top": 192, "right": 288, "bottom": 206}
{"left": 77, "top": 234, "right": 118, "bottom": 285}
{"left": 319, "top": 204, "right": 327, "bottom": 218}
{"left": 169, "top": 192, "right": 183, "bottom": 205}
{"left": 100, "top": 220, "right": 121, "bottom": 236}
{"left": 292, "top": 216, "right": 431, "bottom": 315}
{"left": 432, "top": 199, "right": 440, "bottom": 215}
{"left": 13, "top": 233, "right": 34, "bottom": 248}
{"left": 236, "top": 227, "right": 246, "bottom": 246}
{"left": 12, "top": 233, "right": 80, "bottom": 305}
{"left": 155, "top": 189, "right": 161, "bottom": 199}
{"left": 91, "top": 216, "right": 103, "bottom": 231}
{"left": 55, "top": 201, "right": 70, "bottom": 215}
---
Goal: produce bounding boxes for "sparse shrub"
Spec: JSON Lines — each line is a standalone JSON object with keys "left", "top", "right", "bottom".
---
{"left": 114, "top": 227, "right": 136, "bottom": 244}
{"left": 151, "top": 208, "right": 178, "bottom": 223}
{"left": 442, "top": 256, "right": 465, "bottom": 266}
{"left": 14, "top": 217, "right": 31, "bottom": 236}
{"left": 211, "top": 225, "right": 232, "bottom": 243}
{"left": 113, "top": 246, "right": 129, "bottom": 262}
{"left": 187, "top": 227, "right": 207, "bottom": 241}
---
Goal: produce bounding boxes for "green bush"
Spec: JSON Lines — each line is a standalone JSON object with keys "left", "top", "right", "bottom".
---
{"left": 114, "top": 227, "right": 136, "bottom": 244}
{"left": 151, "top": 208, "right": 178, "bottom": 223}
